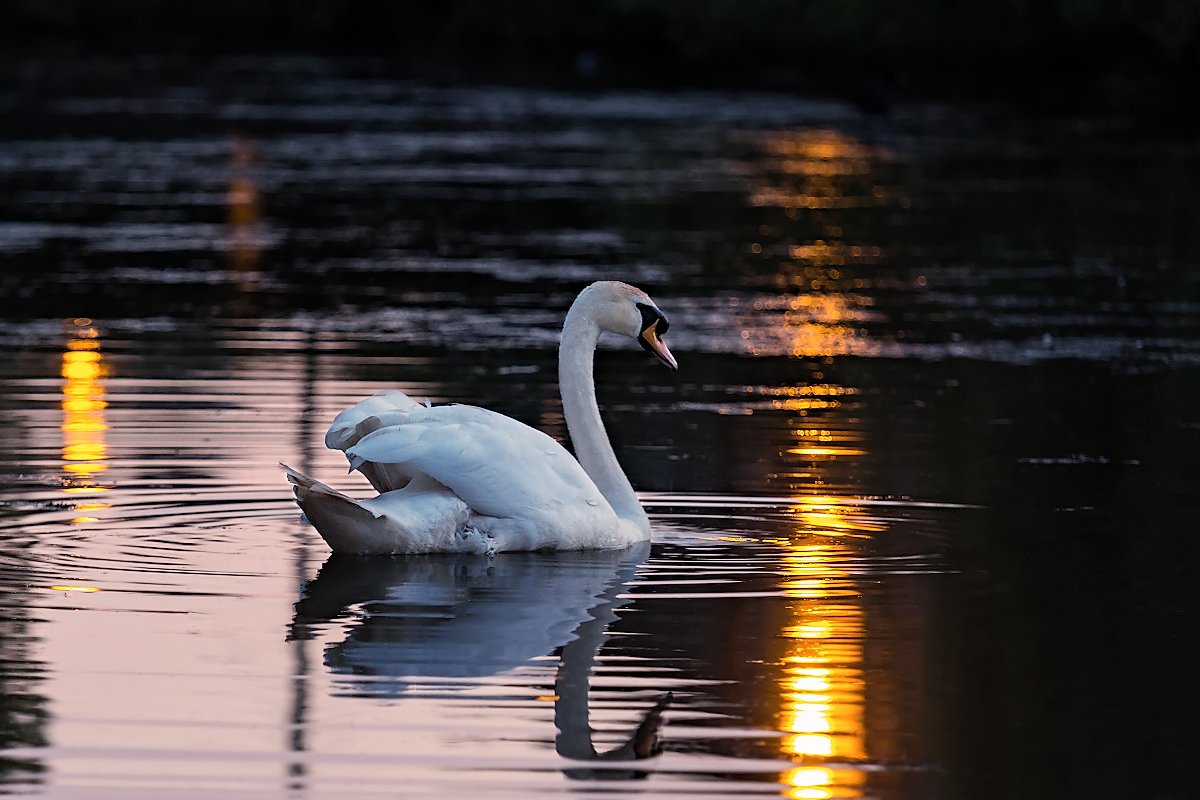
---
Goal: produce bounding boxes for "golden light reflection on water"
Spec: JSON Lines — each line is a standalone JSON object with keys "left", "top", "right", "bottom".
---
{"left": 749, "top": 128, "right": 881, "bottom": 211}
{"left": 740, "top": 128, "right": 889, "bottom": 360}
{"left": 773, "top": 293, "right": 871, "bottom": 359}
{"left": 747, "top": 127, "right": 887, "bottom": 797}
{"left": 61, "top": 318, "right": 109, "bottom": 513}
{"left": 773, "top": 383, "right": 875, "bottom": 798}
{"left": 777, "top": 511, "right": 871, "bottom": 799}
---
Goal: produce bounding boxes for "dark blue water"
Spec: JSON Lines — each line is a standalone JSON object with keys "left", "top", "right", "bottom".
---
{"left": 1, "top": 57, "right": 1198, "bottom": 799}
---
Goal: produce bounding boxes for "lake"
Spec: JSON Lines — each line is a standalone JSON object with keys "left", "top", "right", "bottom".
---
{"left": 1, "top": 56, "right": 1198, "bottom": 799}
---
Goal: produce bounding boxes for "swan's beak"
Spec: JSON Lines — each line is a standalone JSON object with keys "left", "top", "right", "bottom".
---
{"left": 639, "top": 324, "right": 678, "bottom": 370}
{"left": 636, "top": 301, "right": 677, "bottom": 370}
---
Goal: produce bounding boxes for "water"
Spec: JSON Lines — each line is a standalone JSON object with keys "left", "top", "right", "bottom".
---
{"left": 1, "top": 57, "right": 1199, "bottom": 799}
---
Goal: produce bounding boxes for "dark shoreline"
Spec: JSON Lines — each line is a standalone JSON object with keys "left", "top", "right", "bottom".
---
{"left": 2, "top": 1, "right": 1197, "bottom": 129}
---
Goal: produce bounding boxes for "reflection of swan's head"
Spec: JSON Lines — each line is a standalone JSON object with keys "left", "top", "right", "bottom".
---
{"left": 574, "top": 281, "right": 677, "bottom": 370}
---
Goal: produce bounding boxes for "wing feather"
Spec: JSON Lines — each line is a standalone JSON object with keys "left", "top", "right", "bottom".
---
{"left": 345, "top": 404, "right": 606, "bottom": 520}
{"left": 326, "top": 390, "right": 420, "bottom": 450}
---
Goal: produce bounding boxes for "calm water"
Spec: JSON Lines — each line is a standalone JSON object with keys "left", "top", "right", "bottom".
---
{"left": 1, "top": 57, "right": 1199, "bottom": 799}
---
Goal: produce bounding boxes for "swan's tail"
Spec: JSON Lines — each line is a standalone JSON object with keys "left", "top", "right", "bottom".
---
{"left": 281, "top": 463, "right": 345, "bottom": 499}
{"left": 281, "top": 463, "right": 478, "bottom": 555}
{"left": 282, "top": 463, "right": 386, "bottom": 553}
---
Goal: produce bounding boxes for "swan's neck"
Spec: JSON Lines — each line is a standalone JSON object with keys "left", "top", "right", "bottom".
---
{"left": 559, "top": 303, "right": 648, "bottom": 532}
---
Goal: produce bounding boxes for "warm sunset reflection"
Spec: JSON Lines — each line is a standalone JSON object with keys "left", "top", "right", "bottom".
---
{"left": 777, "top": 524, "right": 869, "bottom": 799}
{"left": 749, "top": 129, "right": 879, "bottom": 211}
{"left": 741, "top": 128, "right": 888, "bottom": 360}
{"left": 770, "top": 382, "right": 872, "bottom": 489}
{"left": 772, "top": 375, "right": 875, "bottom": 797}
{"left": 749, "top": 293, "right": 876, "bottom": 359}
{"left": 756, "top": 383, "right": 857, "bottom": 415}
{"left": 228, "top": 135, "right": 262, "bottom": 280}
{"left": 61, "top": 318, "right": 109, "bottom": 510}
{"left": 755, "top": 114, "right": 885, "bottom": 781}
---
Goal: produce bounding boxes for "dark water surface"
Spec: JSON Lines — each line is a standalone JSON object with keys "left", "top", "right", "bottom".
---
{"left": 1, "top": 58, "right": 1198, "bottom": 799}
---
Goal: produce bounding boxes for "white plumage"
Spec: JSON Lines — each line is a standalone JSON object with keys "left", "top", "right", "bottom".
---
{"left": 283, "top": 280, "right": 677, "bottom": 554}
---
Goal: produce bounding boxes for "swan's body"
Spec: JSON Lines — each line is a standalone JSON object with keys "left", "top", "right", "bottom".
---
{"left": 283, "top": 281, "right": 676, "bottom": 554}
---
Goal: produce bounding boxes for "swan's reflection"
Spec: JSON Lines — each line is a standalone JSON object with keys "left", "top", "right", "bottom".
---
{"left": 290, "top": 542, "right": 667, "bottom": 774}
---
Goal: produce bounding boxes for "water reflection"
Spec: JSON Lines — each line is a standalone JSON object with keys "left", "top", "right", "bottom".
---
{"left": 777, "top": 530, "right": 869, "bottom": 799}
{"left": 290, "top": 543, "right": 665, "bottom": 774}
{"left": 748, "top": 129, "right": 881, "bottom": 796}
{"left": 228, "top": 135, "right": 262, "bottom": 287}
{"left": 553, "top": 544, "right": 670, "bottom": 780}
{"left": 0, "top": 582, "right": 47, "bottom": 787}
{"left": 0, "top": 60, "right": 1194, "bottom": 798}
{"left": 772, "top": 377, "right": 875, "bottom": 794}
{"left": 740, "top": 128, "right": 888, "bottom": 360}
{"left": 775, "top": 421, "right": 877, "bottom": 799}
{"left": 60, "top": 319, "right": 110, "bottom": 519}
{"left": 749, "top": 128, "right": 884, "bottom": 212}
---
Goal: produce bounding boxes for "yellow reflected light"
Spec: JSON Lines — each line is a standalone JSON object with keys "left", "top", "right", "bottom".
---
{"left": 784, "top": 495, "right": 884, "bottom": 537}
{"left": 61, "top": 320, "right": 110, "bottom": 510}
{"left": 757, "top": 384, "right": 860, "bottom": 414}
{"left": 789, "top": 446, "right": 868, "bottom": 458}
{"left": 787, "top": 733, "right": 834, "bottom": 757}
{"left": 784, "top": 763, "right": 868, "bottom": 800}
{"left": 740, "top": 127, "right": 890, "bottom": 361}
{"left": 790, "top": 670, "right": 831, "bottom": 693}
{"left": 750, "top": 126, "right": 888, "bottom": 798}
{"left": 777, "top": 511, "right": 871, "bottom": 797}
{"left": 750, "top": 129, "right": 879, "bottom": 211}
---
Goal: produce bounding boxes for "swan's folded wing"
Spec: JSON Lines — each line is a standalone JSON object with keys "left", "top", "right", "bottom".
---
{"left": 345, "top": 404, "right": 606, "bottom": 520}
{"left": 326, "top": 390, "right": 421, "bottom": 451}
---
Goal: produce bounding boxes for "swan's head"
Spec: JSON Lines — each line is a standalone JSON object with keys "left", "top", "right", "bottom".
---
{"left": 578, "top": 281, "right": 677, "bottom": 370}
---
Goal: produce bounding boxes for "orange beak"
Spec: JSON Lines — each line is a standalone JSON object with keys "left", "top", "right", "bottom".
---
{"left": 640, "top": 324, "right": 677, "bottom": 370}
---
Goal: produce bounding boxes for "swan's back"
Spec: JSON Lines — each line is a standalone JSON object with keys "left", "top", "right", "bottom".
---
{"left": 323, "top": 392, "right": 641, "bottom": 550}
{"left": 347, "top": 402, "right": 598, "bottom": 508}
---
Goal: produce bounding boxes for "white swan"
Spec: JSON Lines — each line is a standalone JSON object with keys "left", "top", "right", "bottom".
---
{"left": 282, "top": 280, "right": 676, "bottom": 554}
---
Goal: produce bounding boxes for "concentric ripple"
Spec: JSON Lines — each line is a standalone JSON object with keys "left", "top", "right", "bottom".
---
{"left": 0, "top": 381, "right": 960, "bottom": 799}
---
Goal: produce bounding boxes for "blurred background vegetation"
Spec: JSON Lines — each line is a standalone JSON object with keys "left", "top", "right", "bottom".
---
{"left": 1, "top": 0, "right": 1196, "bottom": 119}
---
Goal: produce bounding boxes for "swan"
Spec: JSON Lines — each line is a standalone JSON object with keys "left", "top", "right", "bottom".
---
{"left": 282, "top": 280, "right": 676, "bottom": 554}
